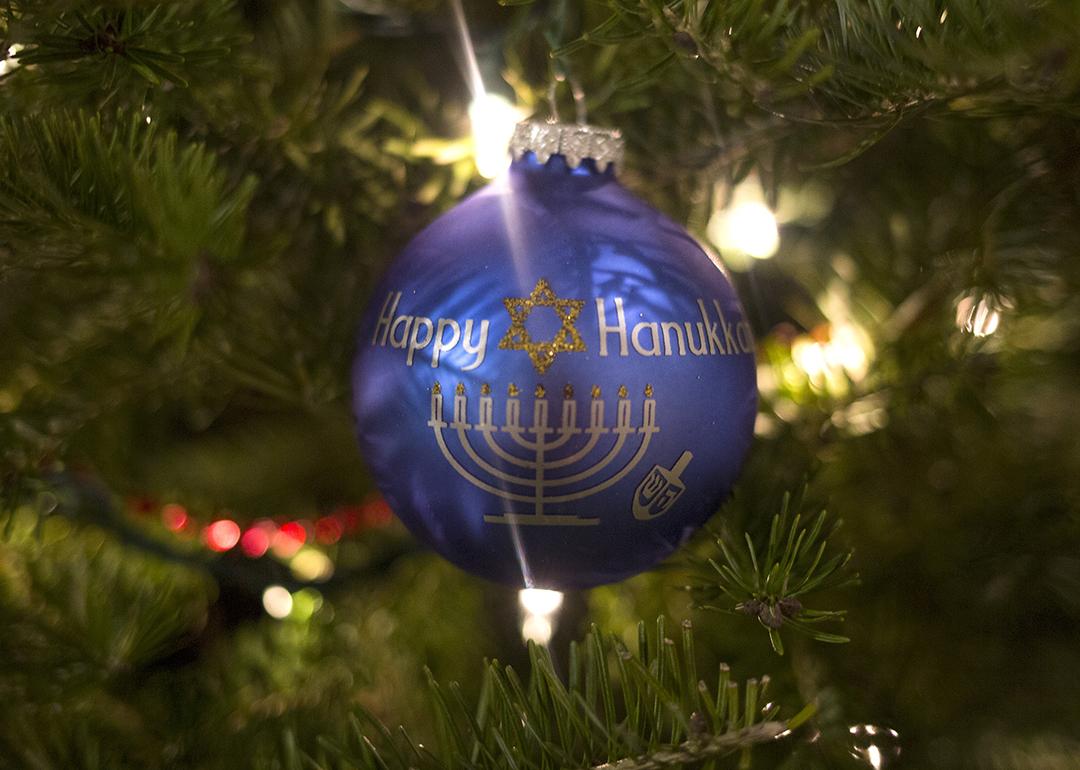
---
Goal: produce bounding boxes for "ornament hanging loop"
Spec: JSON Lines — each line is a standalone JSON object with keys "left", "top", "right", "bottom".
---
{"left": 547, "top": 60, "right": 588, "bottom": 126}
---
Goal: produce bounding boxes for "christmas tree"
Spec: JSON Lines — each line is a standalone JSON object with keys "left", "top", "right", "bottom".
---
{"left": 2, "top": 1, "right": 1078, "bottom": 767}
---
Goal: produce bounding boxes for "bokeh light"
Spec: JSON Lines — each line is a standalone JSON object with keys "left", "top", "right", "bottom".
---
{"left": 273, "top": 521, "right": 307, "bottom": 558}
{"left": 240, "top": 525, "right": 272, "bottom": 558}
{"left": 707, "top": 176, "right": 781, "bottom": 266}
{"left": 468, "top": 93, "right": 524, "bottom": 179}
{"left": 956, "top": 292, "right": 1006, "bottom": 337}
{"left": 261, "top": 585, "right": 293, "bottom": 619}
{"left": 521, "top": 614, "right": 553, "bottom": 644}
{"left": 519, "top": 588, "right": 564, "bottom": 615}
{"left": 161, "top": 503, "right": 189, "bottom": 532}
{"left": 290, "top": 548, "right": 335, "bottom": 582}
{"left": 205, "top": 519, "right": 241, "bottom": 551}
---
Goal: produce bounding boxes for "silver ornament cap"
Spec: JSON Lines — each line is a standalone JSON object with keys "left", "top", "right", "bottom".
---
{"left": 509, "top": 121, "right": 625, "bottom": 172}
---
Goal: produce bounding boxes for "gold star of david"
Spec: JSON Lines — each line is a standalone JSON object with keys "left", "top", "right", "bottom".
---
{"left": 498, "top": 278, "right": 586, "bottom": 374}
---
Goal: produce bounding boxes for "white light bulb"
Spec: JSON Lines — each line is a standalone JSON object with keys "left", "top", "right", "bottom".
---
{"left": 262, "top": 585, "right": 293, "bottom": 619}
{"left": 708, "top": 200, "right": 780, "bottom": 261}
{"left": 519, "top": 588, "right": 564, "bottom": 616}
{"left": 521, "top": 614, "right": 553, "bottom": 644}
{"left": 0, "top": 45, "right": 23, "bottom": 77}
{"left": 469, "top": 93, "right": 523, "bottom": 179}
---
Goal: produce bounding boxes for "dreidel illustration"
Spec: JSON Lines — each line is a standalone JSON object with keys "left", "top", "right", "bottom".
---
{"left": 632, "top": 451, "right": 694, "bottom": 520}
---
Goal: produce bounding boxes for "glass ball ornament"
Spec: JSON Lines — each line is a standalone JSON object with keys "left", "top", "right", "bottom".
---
{"left": 848, "top": 724, "right": 901, "bottom": 768}
{"left": 351, "top": 122, "right": 757, "bottom": 589}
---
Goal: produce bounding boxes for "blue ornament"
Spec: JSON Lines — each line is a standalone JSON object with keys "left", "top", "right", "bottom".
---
{"left": 352, "top": 122, "right": 757, "bottom": 589}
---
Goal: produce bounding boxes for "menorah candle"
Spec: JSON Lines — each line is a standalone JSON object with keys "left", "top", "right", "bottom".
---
{"left": 478, "top": 385, "right": 494, "bottom": 429}
{"left": 504, "top": 385, "right": 521, "bottom": 432}
{"left": 352, "top": 121, "right": 757, "bottom": 589}
{"left": 531, "top": 386, "right": 551, "bottom": 436}
{"left": 588, "top": 390, "right": 605, "bottom": 433}
{"left": 615, "top": 388, "right": 633, "bottom": 433}
{"left": 452, "top": 383, "right": 469, "bottom": 428}
{"left": 559, "top": 394, "right": 579, "bottom": 436}
{"left": 428, "top": 383, "right": 445, "bottom": 426}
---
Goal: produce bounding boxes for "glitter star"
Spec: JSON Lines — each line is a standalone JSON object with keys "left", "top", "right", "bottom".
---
{"left": 498, "top": 278, "right": 586, "bottom": 374}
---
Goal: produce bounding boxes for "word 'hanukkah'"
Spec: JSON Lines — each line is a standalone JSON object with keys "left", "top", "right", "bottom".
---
{"left": 427, "top": 382, "right": 677, "bottom": 526}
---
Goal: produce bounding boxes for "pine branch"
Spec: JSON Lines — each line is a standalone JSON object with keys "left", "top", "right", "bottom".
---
{"left": 687, "top": 486, "right": 858, "bottom": 655}
{"left": 544, "top": 0, "right": 1080, "bottom": 123}
{"left": 320, "top": 618, "right": 813, "bottom": 770}
{"left": 589, "top": 723, "right": 785, "bottom": 770}
{"left": 3, "top": 1, "right": 242, "bottom": 92}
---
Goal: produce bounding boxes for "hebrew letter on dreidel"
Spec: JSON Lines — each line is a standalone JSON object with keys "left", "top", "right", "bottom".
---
{"left": 632, "top": 451, "right": 693, "bottom": 520}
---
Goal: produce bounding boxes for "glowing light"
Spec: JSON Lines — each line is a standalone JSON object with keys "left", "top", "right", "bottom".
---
{"left": 848, "top": 724, "right": 901, "bottom": 768}
{"left": 205, "top": 519, "right": 241, "bottom": 551}
{"left": 161, "top": 503, "right": 189, "bottom": 532}
{"left": 240, "top": 526, "right": 271, "bottom": 558}
{"left": 291, "top": 588, "right": 324, "bottom": 621}
{"left": 790, "top": 322, "right": 872, "bottom": 394}
{"left": 0, "top": 45, "right": 23, "bottom": 77}
{"left": 272, "top": 521, "right": 307, "bottom": 558}
{"left": 707, "top": 177, "right": 780, "bottom": 264}
{"left": 866, "top": 745, "right": 883, "bottom": 769}
{"left": 518, "top": 588, "right": 564, "bottom": 644}
{"left": 469, "top": 93, "right": 523, "bottom": 179}
{"left": 521, "top": 614, "right": 553, "bottom": 644}
{"left": 723, "top": 201, "right": 779, "bottom": 258}
{"left": 519, "top": 588, "right": 564, "bottom": 615}
{"left": 955, "top": 293, "right": 1004, "bottom": 337}
{"left": 262, "top": 585, "right": 293, "bottom": 619}
{"left": 290, "top": 548, "right": 335, "bottom": 582}
{"left": 315, "top": 516, "right": 344, "bottom": 544}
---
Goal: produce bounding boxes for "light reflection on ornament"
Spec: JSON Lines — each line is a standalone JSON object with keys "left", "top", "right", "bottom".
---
{"left": 469, "top": 93, "right": 524, "bottom": 179}
{"left": 955, "top": 292, "right": 1004, "bottom": 337}
{"left": 848, "top": 724, "right": 901, "bottom": 769}
{"left": 262, "top": 585, "right": 293, "bottom": 619}
{"left": 205, "top": 519, "right": 241, "bottom": 551}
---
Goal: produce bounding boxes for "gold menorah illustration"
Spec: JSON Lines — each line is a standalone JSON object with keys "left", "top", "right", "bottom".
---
{"left": 427, "top": 382, "right": 659, "bottom": 526}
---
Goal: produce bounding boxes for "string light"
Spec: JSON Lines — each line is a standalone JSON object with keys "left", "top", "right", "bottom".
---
{"left": 519, "top": 588, "right": 564, "bottom": 644}
{"left": 240, "top": 524, "right": 272, "bottom": 558}
{"left": 707, "top": 177, "right": 780, "bottom": 264}
{"left": 205, "top": 519, "right": 241, "bottom": 551}
{"left": 272, "top": 521, "right": 307, "bottom": 558}
{"left": 161, "top": 503, "right": 189, "bottom": 532}
{"left": 290, "top": 548, "right": 335, "bottom": 582}
{"left": 790, "top": 323, "right": 872, "bottom": 394}
{"left": 449, "top": 0, "right": 524, "bottom": 179}
{"left": 262, "top": 585, "right": 293, "bottom": 619}
{"left": 0, "top": 45, "right": 22, "bottom": 77}
{"left": 469, "top": 93, "right": 525, "bottom": 179}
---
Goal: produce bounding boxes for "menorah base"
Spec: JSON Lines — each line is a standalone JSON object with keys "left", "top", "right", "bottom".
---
{"left": 483, "top": 513, "right": 599, "bottom": 527}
